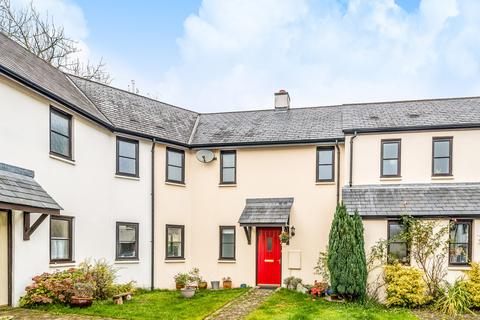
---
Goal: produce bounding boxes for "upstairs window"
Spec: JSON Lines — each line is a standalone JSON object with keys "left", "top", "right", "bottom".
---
{"left": 219, "top": 226, "right": 235, "bottom": 260}
{"left": 166, "top": 225, "right": 184, "bottom": 259}
{"left": 316, "top": 147, "right": 335, "bottom": 182}
{"left": 432, "top": 137, "right": 452, "bottom": 176}
{"left": 166, "top": 148, "right": 185, "bottom": 184}
{"left": 381, "top": 139, "right": 401, "bottom": 177}
{"left": 387, "top": 221, "right": 409, "bottom": 264}
{"left": 50, "top": 216, "right": 73, "bottom": 263}
{"left": 50, "top": 107, "right": 72, "bottom": 159}
{"left": 116, "top": 222, "right": 139, "bottom": 260}
{"left": 449, "top": 220, "right": 471, "bottom": 266}
{"left": 116, "top": 137, "right": 139, "bottom": 177}
{"left": 220, "top": 151, "right": 236, "bottom": 184}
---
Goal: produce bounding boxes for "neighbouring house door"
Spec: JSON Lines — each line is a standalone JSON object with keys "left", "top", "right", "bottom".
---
{"left": 257, "top": 227, "right": 282, "bottom": 286}
{"left": 0, "top": 212, "right": 8, "bottom": 306}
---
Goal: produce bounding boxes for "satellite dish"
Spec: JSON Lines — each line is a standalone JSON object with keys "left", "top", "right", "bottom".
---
{"left": 196, "top": 149, "right": 216, "bottom": 163}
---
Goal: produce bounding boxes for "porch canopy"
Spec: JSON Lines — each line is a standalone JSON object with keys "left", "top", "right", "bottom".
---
{"left": 343, "top": 183, "right": 480, "bottom": 218}
{"left": 0, "top": 163, "right": 62, "bottom": 240}
{"left": 238, "top": 198, "right": 293, "bottom": 244}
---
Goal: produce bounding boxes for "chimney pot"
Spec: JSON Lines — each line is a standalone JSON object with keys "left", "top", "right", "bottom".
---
{"left": 274, "top": 90, "right": 290, "bottom": 110}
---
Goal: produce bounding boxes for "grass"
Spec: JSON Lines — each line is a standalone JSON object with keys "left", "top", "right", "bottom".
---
{"left": 246, "top": 289, "right": 419, "bottom": 320}
{"left": 31, "top": 288, "right": 248, "bottom": 320}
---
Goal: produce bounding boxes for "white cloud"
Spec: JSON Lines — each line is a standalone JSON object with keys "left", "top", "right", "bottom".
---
{"left": 156, "top": 0, "right": 480, "bottom": 112}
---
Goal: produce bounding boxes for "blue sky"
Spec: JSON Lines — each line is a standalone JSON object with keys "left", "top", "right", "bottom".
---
{"left": 23, "top": 0, "right": 480, "bottom": 112}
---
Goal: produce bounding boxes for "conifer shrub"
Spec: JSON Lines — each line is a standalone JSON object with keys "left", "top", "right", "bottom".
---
{"left": 385, "top": 263, "right": 430, "bottom": 308}
{"left": 327, "top": 203, "right": 367, "bottom": 300}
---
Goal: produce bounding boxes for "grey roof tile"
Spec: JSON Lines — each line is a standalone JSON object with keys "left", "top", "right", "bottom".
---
{"left": 0, "top": 33, "right": 111, "bottom": 125}
{"left": 343, "top": 183, "right": 480, "bottom": 217}
{"left": 0, "top": 163, "right": 62, "bottom": 211}
{"left": 69, "top": 75, "right": 198, "bottom": 144}
{"left": 239, "top": 198, "right": 293, "bottom": 225}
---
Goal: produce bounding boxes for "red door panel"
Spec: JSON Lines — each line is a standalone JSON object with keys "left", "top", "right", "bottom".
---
{"left": 257, "top": 227, "right": 281, "bottom": 286}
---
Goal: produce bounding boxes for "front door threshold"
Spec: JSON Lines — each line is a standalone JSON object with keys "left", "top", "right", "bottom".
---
{"left": 256, "top": 284, "right": 280, "bottom": 290}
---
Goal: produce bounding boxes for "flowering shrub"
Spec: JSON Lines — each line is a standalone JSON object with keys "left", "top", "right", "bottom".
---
{"left": 385, "top": 263, "right": 430, "bottom": 308}
{"left": 463, "top": 262, "right": 480, "bottom": 308}
{"left": 19, "top": 268, "right": 91, "bottom": 306}
{"left": 79, "top": 259, "right": 117, "bottom": 300}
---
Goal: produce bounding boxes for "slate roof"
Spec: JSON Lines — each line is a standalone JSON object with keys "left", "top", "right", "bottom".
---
{"left": 0, "top": 163, "right": 62, "bottom": 213}
{"left": 341, "top": 97, "right": 480, "bottom": 133}
{"left": 191, "top": 107, "right": 343, "bottom": 146}
{"left": 0, "top": 33, "right": 111, "bottom": 125}
{"left": 238, "top": 198, "right": 293, "bottom": 225}
{"left": 343, "top": 183, "right": 480, "bottom": 217}
{"left": 69, "top": 75, "right": 199, "bottom": 144}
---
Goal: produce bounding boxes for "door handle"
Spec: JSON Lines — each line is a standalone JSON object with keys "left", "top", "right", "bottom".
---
{"left": 264, "top": 259, "right": 274, "bottom": 263}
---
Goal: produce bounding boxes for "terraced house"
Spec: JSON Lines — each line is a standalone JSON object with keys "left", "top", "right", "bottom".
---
{"left": 1, "top": 31, "right": 480, "bottom": 306}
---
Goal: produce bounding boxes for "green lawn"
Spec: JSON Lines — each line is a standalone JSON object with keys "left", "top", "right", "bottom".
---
{"left": 31, "top": 288, "right": 248, "bottom": 320}
{"left": 246, "top": 289, "right": 418, "bottom": 320}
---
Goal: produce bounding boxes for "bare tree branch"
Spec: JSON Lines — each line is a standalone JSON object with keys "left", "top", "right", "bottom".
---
{"left": 0, "top": 0, "right": 112, "bottom": 84}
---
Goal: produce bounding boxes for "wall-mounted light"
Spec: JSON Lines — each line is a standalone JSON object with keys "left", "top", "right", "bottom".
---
{"left": 291, "top": 226, "right": 296, "bottom": 237}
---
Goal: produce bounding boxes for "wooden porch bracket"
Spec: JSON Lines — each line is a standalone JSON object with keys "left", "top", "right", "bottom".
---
{"left": 23, "top": 212, "right": 48, "bottom": 240}
{"left": 243, "top": 226, "right": 252, "bottom": 245}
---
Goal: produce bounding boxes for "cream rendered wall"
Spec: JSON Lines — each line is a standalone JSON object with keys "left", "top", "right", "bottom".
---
{"left": 0, "top": 76, "right": 152, "bottom": 305}
{"left": 0, "top": 212, "right": 7, "bottom": 306}
{"left": 155, "top": 143, "right": 345, "bottom": 288}
{"left": 345, "top": 130, "right": 480, "bottom": 186}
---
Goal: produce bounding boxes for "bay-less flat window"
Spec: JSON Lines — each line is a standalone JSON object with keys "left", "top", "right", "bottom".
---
{"left": 220, "top": 151, "right": 236, "bottom": 184}
{"left": 317, "top": 147, "right": 335, "bottom": 182}
{"left": 166, "top": 148, "right": 185, "bottom": 184}
{"left": 219, "top": 226, "right": 235, "bottom": 260}
{"left": 449, "top": 220, "right": 471, "bottom": 266}
{"left": 166, "top": 225, "right": 184, "bottom": 259}
{"left": 381, "top": 139, "right": 401, "bottom": 177}
{"left": 50, "top": 107, "right": 72, "bottom": 159}
{"left": 116, "top": 137, "right": 139, "bottom": 177}
{"left": 432, "top": 137, "right": 453, "bottom": 176}
{"left": 50, "top": 216, "right": 73, "bottom": 263}
{"left": 387, "top": 221, "right": 409, "bottom": 264}
{"left": 116, "top": 222, "right": 139, "bottom": 260}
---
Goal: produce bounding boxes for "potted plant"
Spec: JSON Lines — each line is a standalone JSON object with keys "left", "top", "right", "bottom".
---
{"left": 174, "top": 272, "right": 190, "bottom": 290}
{"left": 70, "top": 282, "right": 94, "bottom": 308}
{"left": 180, "top": 286, "right": 196, "bottom": 298}
{"left": 222, "top": 277, "right": 232, "bottom": 289}
{"left": 189, "top": 267, "right": 207, "bottom": 289}
{"left": 279, "top": 231, "right": 290, "bottom": 244}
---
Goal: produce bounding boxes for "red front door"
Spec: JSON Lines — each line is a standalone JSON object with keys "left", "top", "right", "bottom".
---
{"left": 257, "top": 227, "right": 282, "bottom": 286}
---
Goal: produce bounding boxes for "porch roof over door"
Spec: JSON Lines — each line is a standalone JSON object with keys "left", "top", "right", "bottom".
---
{"left": 0, "top": 163, "right": 62, "bottom": 215}
{"left": 238, "top": 198, "right": 293, "bottom": 226}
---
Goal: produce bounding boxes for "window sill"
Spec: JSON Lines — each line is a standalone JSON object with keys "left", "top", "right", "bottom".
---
{"left": 115, "top": 174, "right": 140, "bottom": 181}
{"left": 165, "top": 259, "right": 185, "bottom": 263}
{"left": 219, "top": 183, "right": 237, "bottom": 187}
{"left": 380, "top": 177, "right": 402, "bottom": 181}
{"left": 218, "top": 260, "right": 236, "bottom": 263}
{"left": 431, "top": 176, "right": 454, "bottom": 180}
{"left": 49, "top": 154, "right": 75, "bottom": 165}
{"left": 165, "top": 181, "right": 186, "bottom": 187}
{"left": 49, "top": 262, "right": 76, "bottom": 268}
{"left": 315, "top": 181, "right": 335, "bottom": 185}
{"left": 115, "top": 260, "right": 140, "bottom": 264}
{"left": 448, "top": 265, "right": 471, "bottom": 271}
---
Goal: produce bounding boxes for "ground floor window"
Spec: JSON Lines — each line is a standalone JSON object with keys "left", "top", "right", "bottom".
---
{"left": 449, "top": 220, "right": 472, "bottom": 265}
{"left": 116, "top": 222, "right": 139, "bottom": 260}
{"left": 387, "top": 220, "right": 409, "bottom": 264}
{"left": 50, "top": 216, "right": 73, "bottom": 262}
{"left": 166, "top": 224, "right": 184, "bottom": 259}
{"left": 219, "top": 226, "right": 235, "bottom": 260}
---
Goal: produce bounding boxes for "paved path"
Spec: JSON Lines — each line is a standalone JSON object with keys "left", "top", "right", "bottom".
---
{"left": 0, "top": 308, "right": 111, "bottom": 320}
{"left": 205, "top": 288, "right": 274, "bottom": 320}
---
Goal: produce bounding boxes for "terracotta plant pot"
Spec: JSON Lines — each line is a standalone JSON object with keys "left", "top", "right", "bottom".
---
{"left": 198, "top": 281, "right": 208, "bottom": 289}
{"left": 70, "top": 296, "right": 93, "bottom": 308}
{"left": 176, "top": 283, "right": 185, "bottom": 290}
{"left": 223, "top": 280, "right": 232, "bottom": 289}
{"left": 180, "top": 287, "right": 196, "bottom": 298}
